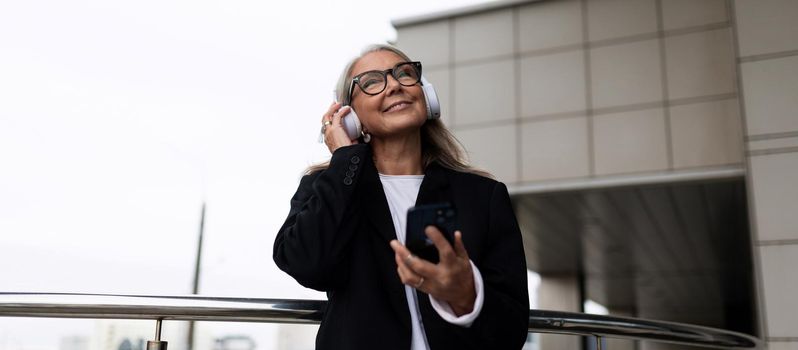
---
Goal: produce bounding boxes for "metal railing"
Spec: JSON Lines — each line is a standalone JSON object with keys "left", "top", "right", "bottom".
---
{"left": 0, "top": 293, "right": 761, "bottom": 349}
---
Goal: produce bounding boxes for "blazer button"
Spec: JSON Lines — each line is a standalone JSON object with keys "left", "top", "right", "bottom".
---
{"left": 350, "top": 156, "right": 360, "bottom": 164}
{"left": 343, "top": 177, "right": 353, "bottom": 185}
{"left": 346, "top": 170, "right": 355, "bottom": 177}
{"left": 349, "top": 164, "right": 358, "bottom": 171}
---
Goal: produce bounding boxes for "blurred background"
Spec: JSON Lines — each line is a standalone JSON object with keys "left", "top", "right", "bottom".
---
{"left": 2, "top": 0, "right": 796, "bottom": 349}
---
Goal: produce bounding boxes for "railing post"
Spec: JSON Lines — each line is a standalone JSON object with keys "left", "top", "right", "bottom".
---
{"left": 146, "top": 319, "right": 168, "bottom": 350}
{"left": 595, "top": 335, "right": 603, "bottom": 350}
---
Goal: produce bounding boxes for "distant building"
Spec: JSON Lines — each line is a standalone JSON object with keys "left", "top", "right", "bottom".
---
{"left": 60, "top": 336, "right": 89, "bottom": 350}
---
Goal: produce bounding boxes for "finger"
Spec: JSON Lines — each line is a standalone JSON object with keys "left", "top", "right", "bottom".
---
{"left": 424, "top": 226, "right": 456, "bottom": 262}
{"left": 453, "top": 231, "right": 470, "bottom": 259}
{"left": 391, "top": 240, "right": 435, "bottom": 276}
{"left": 395, "top": 256, "right": 427, "bottom": 289}
{"left": 391, "top": 241, "right": 413, "bottom": 270}
{"left": 336, "top": 105, "right": 351, "bottom": 119}
{"left": 323, "top": 102, "right": 341, "bottom": 123}
{"left": 330, "top": 106, "right": 344, "bottom": 128}
{"left": 395, "top": 252, "right": 420, "bottom": 280}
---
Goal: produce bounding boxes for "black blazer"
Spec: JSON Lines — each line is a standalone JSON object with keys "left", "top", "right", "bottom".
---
{"left": 274, "top": 144, "right": 529, "bottom": 350}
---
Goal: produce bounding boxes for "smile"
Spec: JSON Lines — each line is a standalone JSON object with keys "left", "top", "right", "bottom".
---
{"left": 383, "top": 101, "right": 412, "bottom": 113}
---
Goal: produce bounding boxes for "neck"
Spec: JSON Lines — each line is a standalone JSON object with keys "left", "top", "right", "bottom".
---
{"left": 370, "top": 132, "right": 424, "bottom": 175}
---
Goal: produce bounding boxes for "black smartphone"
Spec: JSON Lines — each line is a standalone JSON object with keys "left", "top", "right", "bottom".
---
{"left": 405, "top": 203, "right": 458, "bottom": 264}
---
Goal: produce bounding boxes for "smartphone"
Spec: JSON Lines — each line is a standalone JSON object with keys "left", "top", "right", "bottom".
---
{"left": 405, "top": 203, "right": 457, "bottom": 263}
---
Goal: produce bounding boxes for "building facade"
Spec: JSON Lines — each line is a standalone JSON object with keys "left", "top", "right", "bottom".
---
{"left": 393, "top": 0, "right": 797, "bottom": 349}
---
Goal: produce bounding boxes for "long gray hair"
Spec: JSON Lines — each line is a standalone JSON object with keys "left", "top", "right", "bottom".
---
{"left": 307, "top": 43, "right": 491, "bottom": 178}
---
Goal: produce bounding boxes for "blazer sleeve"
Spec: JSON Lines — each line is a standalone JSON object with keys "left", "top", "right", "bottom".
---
{"left": 464, "top": 181, "right": 530, "bottom": 348}
{"left": 272, "top": 144, "right": 369, "bottom": 291}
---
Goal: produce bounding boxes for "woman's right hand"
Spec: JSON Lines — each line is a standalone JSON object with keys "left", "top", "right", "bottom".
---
{"left": 322, "top": 102, "right": 357, "bottom": 154}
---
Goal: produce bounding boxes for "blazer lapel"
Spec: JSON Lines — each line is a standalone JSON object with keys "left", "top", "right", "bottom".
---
{"left": 415, "top": 162, "right": 452, "bottom": 206}
{"left": 359, "top": 155, "right": 413, "bottom": 330}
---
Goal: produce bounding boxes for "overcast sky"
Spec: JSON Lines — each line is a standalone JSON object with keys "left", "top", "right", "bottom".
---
{"left": 0, "top": 1, "right": 545, "bottom": 349}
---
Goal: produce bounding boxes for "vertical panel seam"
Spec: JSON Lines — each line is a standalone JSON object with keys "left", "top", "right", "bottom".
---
{"left": 514, "top": 6, "right": 522, "bottom": 184}
{"left": 582, "top": 0, "right": 595, "bottom": 177}
{"left": 656, "top": 0, "right": 674, "bottom": 170}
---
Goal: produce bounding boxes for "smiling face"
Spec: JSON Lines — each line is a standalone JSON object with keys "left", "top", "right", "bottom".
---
{"left": 348, "top": 50, "right": 427, "bottom": 140}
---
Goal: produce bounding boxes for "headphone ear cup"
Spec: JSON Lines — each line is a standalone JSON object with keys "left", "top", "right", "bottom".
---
{"left": 341, "top": 108, "right": 362, "bottom": 140}
{"left": 420, "top": 76, "right": 441, "bottom": 120}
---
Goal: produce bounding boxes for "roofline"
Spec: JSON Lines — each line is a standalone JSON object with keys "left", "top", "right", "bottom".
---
{"left": 392, "top": 0, "right": 545, "bottom": 28}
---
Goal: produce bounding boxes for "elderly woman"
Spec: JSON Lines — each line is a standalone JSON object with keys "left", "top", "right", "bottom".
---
{"left": 273, "top": 44, "right": 528, "bottom": 350}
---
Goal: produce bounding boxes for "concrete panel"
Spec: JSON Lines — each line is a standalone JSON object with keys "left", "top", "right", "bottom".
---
{"left": 760, "top": 244, "right": 798, "bottom": 337}
{"left": 734, "top": 0, "right": 798, "bottom": 56}
{"left": 665, "top": 29, "right": 736, "bottom": 100}
{"left": 453, "top": 8, "right": 514, "bottom": 63}
{"left": 662, "top": 0, "right": 728, "bottom": 31}
{"left": 521, "top": 116, "right": 590, "bottom": 181}
{"left": 591, "top": 40, "right": 662, "bottom": 109}
{"left": 453, "top": 59, "right": 516, "bottom": 126}
{"left": 396, "top": 20, "right": 450, "bottom": 67}
{"left": 520, "top": 50, "right": 586, "bottom": 117}
{"left": 587, "top": 0, "right": 657, "bottom": 42}
{"left": 741, "top": 55, "right": 798, "bottom": 136}
{"left": 670, "top": 99, "right": 743, "bottom": 168}
{"left": 594, "top": 108, "right": 668, "bottom": 175}
{"left": 455, "top": 124, "right": 517, "bottom": 183}
{"left": 518, "top": 0, "right": 583, "bottom": 51}
{"left": 769, "top": 342, "right": 798, "bottom": 350}
{"left": 750, "top": 151, "right": 798, "bottom": 241}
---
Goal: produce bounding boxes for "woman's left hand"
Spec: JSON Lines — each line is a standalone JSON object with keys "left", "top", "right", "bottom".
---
{"left": 390, "top": 227, "right": 476, "bottom": 316}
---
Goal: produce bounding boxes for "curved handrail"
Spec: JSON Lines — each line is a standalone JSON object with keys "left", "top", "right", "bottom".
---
{"left": 0, "top": 293, "right": 761, "bottom": 349}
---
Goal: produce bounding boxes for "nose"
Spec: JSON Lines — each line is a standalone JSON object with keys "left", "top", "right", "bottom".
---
{"left": 383, "top": 72, "right": 403, "bottom": 96}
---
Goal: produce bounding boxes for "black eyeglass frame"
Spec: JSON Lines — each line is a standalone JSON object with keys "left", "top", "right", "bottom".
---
{"left": 346, "top": 61, "right": 423, "bottom": 105}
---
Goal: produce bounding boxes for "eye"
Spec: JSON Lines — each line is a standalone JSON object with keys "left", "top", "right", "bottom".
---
{"left": 394, "top": 65, "right": 419, "bottom": 84}
{"left": 361, "top": 77, "right": 381, "bottom": 89}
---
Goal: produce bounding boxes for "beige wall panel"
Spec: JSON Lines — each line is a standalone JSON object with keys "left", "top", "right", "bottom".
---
{"left": 423, "top": 68, "right": 451, "bottom": 127}
{"left": 769, "top": 342, "right": 798, "bottom": 350}
{"left": 750, "top": 152, "right": 798, "bottom": 241}
{"left": 520, "top": 50, "right": 586, "bottom": 117}
{"left": 453, "top": 59, "right": 515, "bottom": 126}
{"left": 665, "top": 29, "right": 736, "bottom": 100}
{"left": 455, "top": 124, "right": 517, "bottom": 183}
{"left": 661, "top": 0, "right": 728, "bottom": 31}
{"left": 587, "top": 0, "right": 657, "bottom": 42}
{"left": 670, "top": 99, "right": 743, "bottom": 168}
{"left": 453, "top": 9, "right": 514, "bottom": 63}
{"left": 734, "top": 0, "right": 798, "bottom": 57}
{"left": 521, "top": 117, "right": 590, "bottom": 181}
{"left": 591, "top": 40, "right": 662, "bottom": 109}
{"left": 518, "top": 0, "right": 583, "bottom": 52}
{"left": 741, "top": 55, "right": 798, "bottom": 136}
{"left": 396, "top": 21, "right": 450, "bottom": 67}
{"left": 594, "top": 108, "right": 668, "bottom": 175}
{"left": 760, "top": 244, "right": 798, "bottom": 337}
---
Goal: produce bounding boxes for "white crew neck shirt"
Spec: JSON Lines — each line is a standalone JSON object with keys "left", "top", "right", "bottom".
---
{"left": 378, "top": 173, "right": 484, "bottom": 350}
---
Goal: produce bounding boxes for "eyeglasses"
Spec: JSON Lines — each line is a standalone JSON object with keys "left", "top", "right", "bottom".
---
{"left": 348, "top": 61, "right": 422, "bottom": 101}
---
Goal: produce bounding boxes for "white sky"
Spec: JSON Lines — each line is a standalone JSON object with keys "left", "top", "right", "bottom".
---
{"left": 0, "top": 1, "right": 544, "bottom": 349}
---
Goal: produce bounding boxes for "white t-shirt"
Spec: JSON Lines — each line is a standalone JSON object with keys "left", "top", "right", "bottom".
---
{"left": 378, "top": 173, "right": 485, "bottom": 350}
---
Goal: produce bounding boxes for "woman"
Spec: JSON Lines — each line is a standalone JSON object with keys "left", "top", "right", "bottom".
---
{"left": 273, "top": 44, "right": 528, "bottom": 349}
